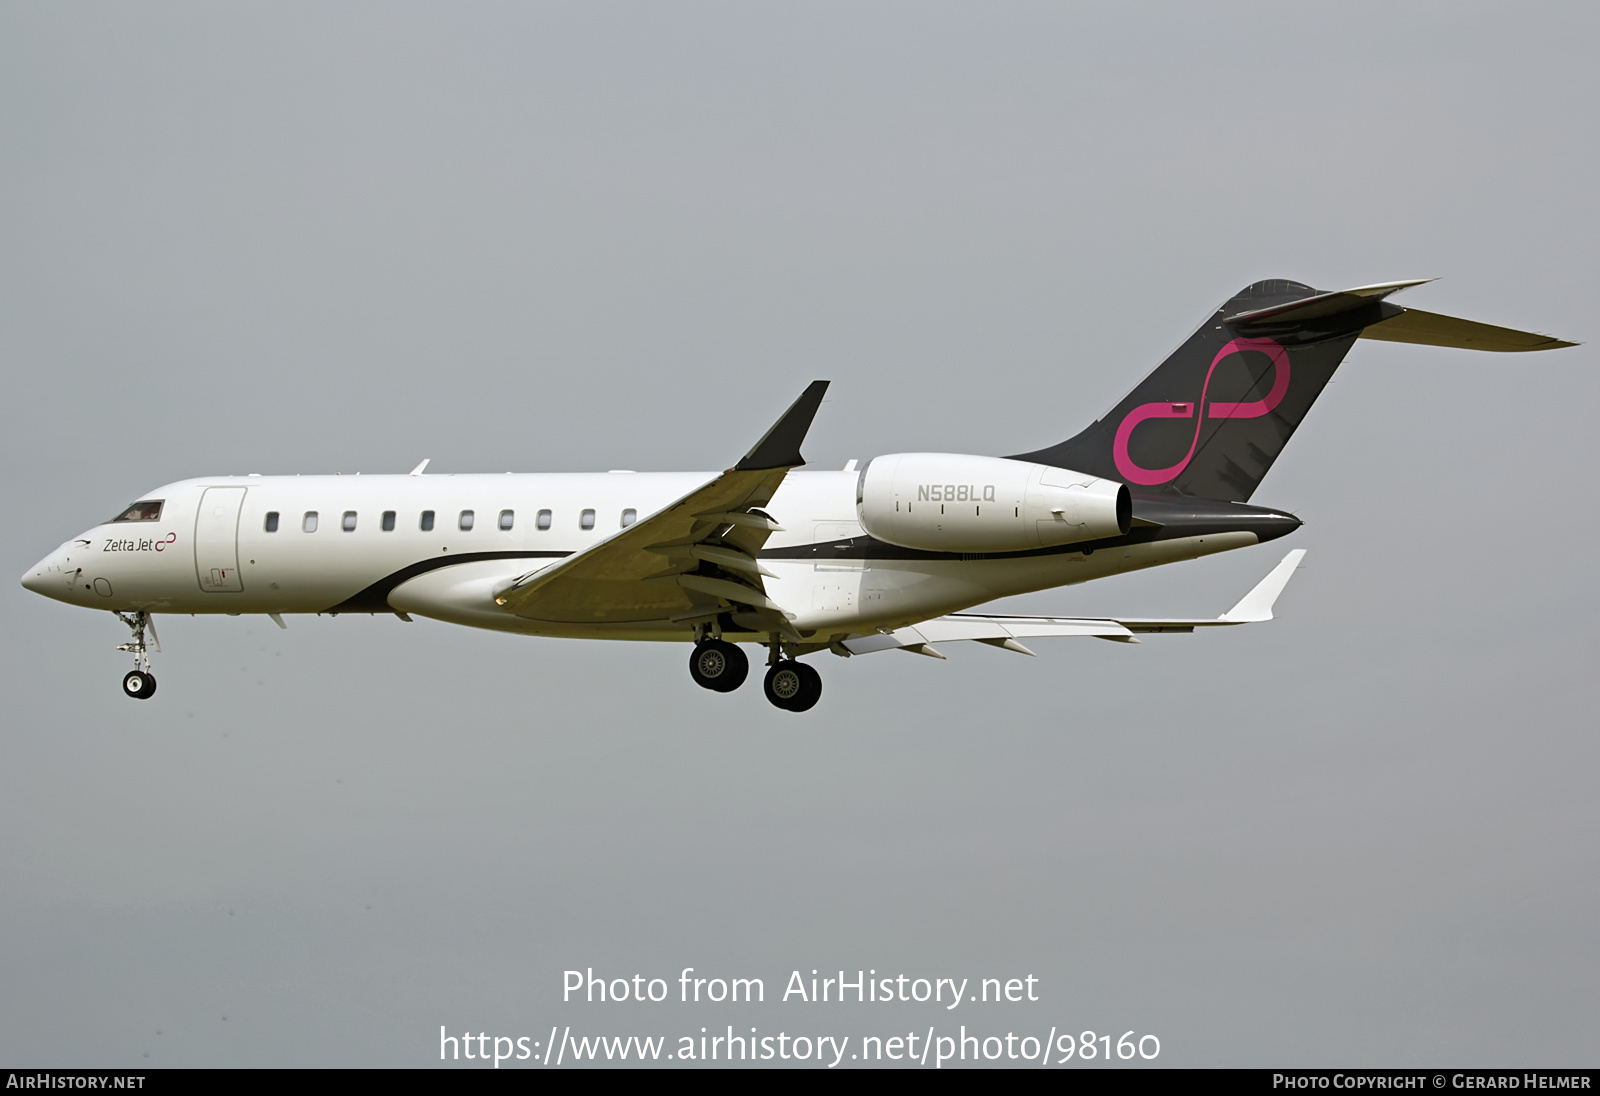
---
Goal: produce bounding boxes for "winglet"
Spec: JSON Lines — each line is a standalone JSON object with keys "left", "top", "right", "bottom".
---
{"left": 733, "top": 381, "right": 830, "bottom": 471}
{"left": 409, "top": 459, "right": 430, "bottom": 476}
{"left": 1219, "top": 549, "right": 1306, "bottom": 623}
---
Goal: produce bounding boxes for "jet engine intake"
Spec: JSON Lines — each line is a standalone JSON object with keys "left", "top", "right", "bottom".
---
{"left": 855, "top": 453, "right": 1130, "bottom": 553}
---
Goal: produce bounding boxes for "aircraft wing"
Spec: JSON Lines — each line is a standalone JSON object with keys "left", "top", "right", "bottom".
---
{"left": 842, "top": 549, "right": 1306, "bottom": 657}
{"left": 493, "top": 381, "right": 828, "bottom": 639}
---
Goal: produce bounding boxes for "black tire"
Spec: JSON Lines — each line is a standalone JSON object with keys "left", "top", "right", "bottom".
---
{"left": 688, "top": 639, "right": 748, "bottom": 693}
{"left": 788, "top": 661, "right": 821, "bottom": 712}
{"left": 763, "top": 662, "right": 801, "bottom": 709}
{"left": 122, "top": 670, "right": 156, "bottom": 700}
{"left": 763, "top": 660, "right": 821, "bottom": 711}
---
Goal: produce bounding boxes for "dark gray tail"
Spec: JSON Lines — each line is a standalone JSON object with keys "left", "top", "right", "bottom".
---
{"left": 1010, "top": 278, "right": 1575, "bottom": 503}
{"left": 1010, "top": 280, "right": 1362, "bottom": 502}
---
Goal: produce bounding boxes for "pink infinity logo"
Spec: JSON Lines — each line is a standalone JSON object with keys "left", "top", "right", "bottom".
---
{"left": 1111, "top": 337, "right": 1291, "bottom": 486}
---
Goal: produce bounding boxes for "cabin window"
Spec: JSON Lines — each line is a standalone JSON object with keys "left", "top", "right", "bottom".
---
{"left": 381, "top": 510, "right": 396, "bottom": 532}
{"left": 499, "top": 509, "right": 514, "bottom": 531}
{"left": 342, "top": 511, "right": 357, "bottom": 532}
{"left": 580, "top": 509, "right": 596, "bottom": 530}
{"left": 621, "top": 508, "right": 637, "bottom": 528}
{"left": 303, "top": 511, "right": 318, "bottom": 533}
{"left": 110, "top": 500, "right": 164, "bottom": 523}
{"left": 537, "top": 509, "right": 552, "bottom": 530}
{"left": 459, "top": 510, "right": 475, "bottom": 531}
{"left": 420, "top": 510, "right": 435, "bottom": 532}
{"left": 264, "top": 512, "right": 279, "bottom": 533}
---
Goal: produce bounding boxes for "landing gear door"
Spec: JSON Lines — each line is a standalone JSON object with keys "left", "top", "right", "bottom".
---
{"left": 194, "top": 486, "right": 246, "bottom": 592}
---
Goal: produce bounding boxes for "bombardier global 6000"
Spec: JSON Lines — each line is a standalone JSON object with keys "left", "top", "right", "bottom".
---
{"left": 22, "top": 279, "right": 1575, "bottom": 711}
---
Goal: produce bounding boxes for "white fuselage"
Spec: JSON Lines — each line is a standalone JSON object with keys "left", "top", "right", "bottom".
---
{"left": 24, "top": 471, "right": 1257, "bottom": 642}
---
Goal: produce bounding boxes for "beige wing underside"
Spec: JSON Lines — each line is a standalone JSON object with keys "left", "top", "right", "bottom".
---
{"left": 493, "top": 466, "right": 792, "bottom": 629}
{"left": 493, "top": 381, "right": 830, "bottom": 640}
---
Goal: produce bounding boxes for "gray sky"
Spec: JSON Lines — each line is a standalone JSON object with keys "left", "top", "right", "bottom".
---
{"left": 2, "top": 1, "right": 1596, "bottom": 1068}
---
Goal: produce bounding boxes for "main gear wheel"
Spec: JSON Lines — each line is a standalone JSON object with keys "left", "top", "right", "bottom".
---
{"left": 688, "top": 639, "right": 749, "bottom": 693}
{"left": 762, "top": 659, "right": 821, "bottom": 712}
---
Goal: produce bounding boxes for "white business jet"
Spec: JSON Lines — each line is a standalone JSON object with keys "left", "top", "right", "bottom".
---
{"left": 21, "top": 279, "right": 1574, "bottom": 711}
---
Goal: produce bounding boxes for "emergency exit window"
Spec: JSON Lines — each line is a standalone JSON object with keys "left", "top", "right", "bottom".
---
{"left": 264, "top": 512, "right": 280, "bottom": 533}
{"left": 420, "top": 510, "right": 435, "bottom": 532}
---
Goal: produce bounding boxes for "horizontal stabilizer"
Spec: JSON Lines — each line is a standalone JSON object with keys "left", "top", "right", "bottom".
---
{"left": 1225, "top": 279, "right": 1575, "bottom": 352}
{"left": 1358, "top": 308, "right": 1577, "bottom": 352}
{"left": 1224, "top": 279, "right": 1434, "bottom": 326}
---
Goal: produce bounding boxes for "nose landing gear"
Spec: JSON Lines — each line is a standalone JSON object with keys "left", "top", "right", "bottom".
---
{"left": 122, "top": 670, "right": 156, "bottom": 699}
{"left": 114, "top": 611, "right": 159, "bottom": 700}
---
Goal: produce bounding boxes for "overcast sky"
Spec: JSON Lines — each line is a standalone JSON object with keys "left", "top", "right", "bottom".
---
{"left": 2, "top": 1, "right": 1596, "bottom": 1068}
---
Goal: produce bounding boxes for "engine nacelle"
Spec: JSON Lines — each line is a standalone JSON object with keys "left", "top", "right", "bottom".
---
{"left": 855, "top": 453, "right": 1130, "bottom": 553}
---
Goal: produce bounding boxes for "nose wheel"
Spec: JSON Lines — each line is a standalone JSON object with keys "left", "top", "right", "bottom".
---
{"left": 122, "top": 670, "right": 157, "bottom": 700}
{"left": 763, "top": 660, "right": 822, "bottom": 712}
{"left": 114, "top": 610, "right": 160, "bottom": 700}
{"left": 688, "top": 638, "right": 749, "bottom": 692}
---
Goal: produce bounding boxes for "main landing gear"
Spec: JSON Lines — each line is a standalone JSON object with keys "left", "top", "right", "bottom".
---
{"left": 763, "top": 659, "right": 821, "bottom": 713}
{"left": 688, "top": 638, "right": 749, "bottom": 693}
{"left": 115, "top": 610, "right": 158, "bottom": 700}
{"left": 687, "top": 629, "right": 823, "bottom": 712}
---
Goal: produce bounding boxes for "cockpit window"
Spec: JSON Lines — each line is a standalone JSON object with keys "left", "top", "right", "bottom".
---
{"left": 110, "top": 500, "right": 164, "bottom": 523}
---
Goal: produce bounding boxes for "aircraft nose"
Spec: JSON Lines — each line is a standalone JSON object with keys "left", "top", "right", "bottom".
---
{"left": 21, "top": 547, "right": 78, "bottom": 602}
{"left": 21, "top": 557, "right": 55, "bottom": 596}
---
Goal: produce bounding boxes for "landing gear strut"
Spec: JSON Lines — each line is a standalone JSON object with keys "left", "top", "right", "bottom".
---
{"left": 115, "top": 611, "right": 158, "bottom": 700}
{"left": 688, "top": 638, "right": 749, "bottom": 693}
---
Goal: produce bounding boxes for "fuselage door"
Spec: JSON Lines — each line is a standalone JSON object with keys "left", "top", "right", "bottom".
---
{"left": 194, "top": 486, "right": 246, "bottom": 592}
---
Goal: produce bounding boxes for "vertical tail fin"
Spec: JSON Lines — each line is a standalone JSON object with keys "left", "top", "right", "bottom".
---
{"left": 1009, "top": 279, "right": 1573, "bottom": 503}
{"left": 1011, "top": 280, "right": 1367, "bottom": 502}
